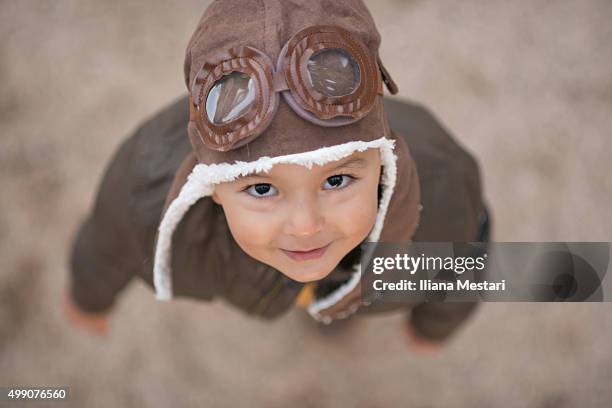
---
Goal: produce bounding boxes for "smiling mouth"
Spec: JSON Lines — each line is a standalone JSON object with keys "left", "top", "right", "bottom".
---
{"left": 281, "top": 244, "right": 330, "bottom": 261}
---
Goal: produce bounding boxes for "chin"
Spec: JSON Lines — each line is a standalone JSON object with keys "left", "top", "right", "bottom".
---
{"left": 280, "top": 262, "right": 335, "bottom": 283}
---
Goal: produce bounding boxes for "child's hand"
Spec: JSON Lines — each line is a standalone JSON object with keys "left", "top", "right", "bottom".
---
{"left": 403, "top": 321, "right": 445, "bottom": 354}
{"left": 63, "top": 292, "right": 111, "bottom": 337}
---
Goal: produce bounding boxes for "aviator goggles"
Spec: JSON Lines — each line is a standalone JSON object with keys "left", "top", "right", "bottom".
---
{"left": 188, "top": 25, "right": 398, "bottom": 152}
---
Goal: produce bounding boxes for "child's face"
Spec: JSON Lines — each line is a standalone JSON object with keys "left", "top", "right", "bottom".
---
{"left": 212, "top": 148, "right": 382, "bottom": 282}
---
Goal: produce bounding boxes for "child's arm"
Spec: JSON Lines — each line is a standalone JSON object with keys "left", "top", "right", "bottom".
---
{"left": 68, "top": 132, "right": 147, "bottom": 315}
{"left": 407, "top": 301, "right": 480, "bottom": 345}
{"left": 405, "top": 208, "right": 490, "bottom": 349}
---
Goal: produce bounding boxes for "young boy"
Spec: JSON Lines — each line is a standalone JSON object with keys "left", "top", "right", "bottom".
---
{"left": 65, "top": 0, "right": 491, "bottom": 352}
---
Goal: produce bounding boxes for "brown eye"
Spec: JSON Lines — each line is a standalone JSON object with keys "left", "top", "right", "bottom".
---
{"left": 206, "top": 71, "right": 255, "bottom": 124}
{"left": 307, "top": 48, "right": 360, "bottom": 97}
{"left": 323, "top": 175, "right": 353, "bottom": 190}
{"left": 245, "top": 183, "right": 278, "bottom": 198}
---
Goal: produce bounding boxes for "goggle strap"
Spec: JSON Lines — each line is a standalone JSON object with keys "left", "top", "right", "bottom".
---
{"left": 377, "top": 54, "right": 399, "bottom": 95}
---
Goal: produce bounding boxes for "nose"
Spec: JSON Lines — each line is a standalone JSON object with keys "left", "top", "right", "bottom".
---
{"left": 283, "top": 195, "right": 324, "bottom": 237}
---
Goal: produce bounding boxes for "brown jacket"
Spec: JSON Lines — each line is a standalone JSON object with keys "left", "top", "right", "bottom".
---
{"left": 69, "top": 95, "right": 490, "bottom": 341}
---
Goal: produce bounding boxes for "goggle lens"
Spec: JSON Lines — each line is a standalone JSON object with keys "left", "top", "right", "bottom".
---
{"left": 206, "top": 72, "right": 256, "bottom": 125}
{"left": 307, "top": 48, "right": 360, "bottom": 97}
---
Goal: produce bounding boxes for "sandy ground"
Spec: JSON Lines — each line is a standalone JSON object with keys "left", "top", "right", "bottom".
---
{"left": 1, "top": 1, "right": 611, "bottom": 406}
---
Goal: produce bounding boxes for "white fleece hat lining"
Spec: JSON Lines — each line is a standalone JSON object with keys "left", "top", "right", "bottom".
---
{"left": 153, "top": 136, "right": 398, "bottom": 320}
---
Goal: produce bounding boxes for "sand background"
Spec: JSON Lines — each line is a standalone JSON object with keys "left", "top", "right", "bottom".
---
{"left": 1, "top": 1, "right": 611, "bottom": 406}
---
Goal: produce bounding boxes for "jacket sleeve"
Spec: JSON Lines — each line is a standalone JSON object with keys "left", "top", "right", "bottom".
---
{"left": 383, "top": 97, "right": 492, "bottom": 342}
{"left": 68, "top": 131, "right": 146, "bottom": 313}
{"left": 409, "top": 302, "right": 480, "bottom": 342}
{"left": 408, "top": 208, "right": 491, "bottom": 341}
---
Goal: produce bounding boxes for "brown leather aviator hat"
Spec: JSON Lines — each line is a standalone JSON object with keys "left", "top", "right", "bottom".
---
{"left": 153, "top": 0, "right": 422, "bottom": 322}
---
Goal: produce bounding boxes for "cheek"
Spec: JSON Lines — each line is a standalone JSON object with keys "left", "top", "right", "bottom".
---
{"left": 222, "top": 203, "right": 279, "bottom": 248}
{"left": 328, "top": 183, "right": 379, "bottom": 238}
